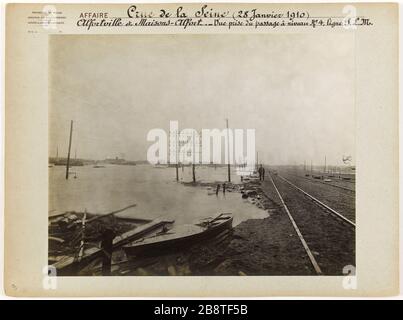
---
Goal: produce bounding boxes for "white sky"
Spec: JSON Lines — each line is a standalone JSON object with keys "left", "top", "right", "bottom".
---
{"left": 49, "top": 33, "right": 355, "bottom": 166}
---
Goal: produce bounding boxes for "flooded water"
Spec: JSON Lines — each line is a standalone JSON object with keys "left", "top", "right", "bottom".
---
{"left": 49, "top": 164, "right": 268, "bottom": 226}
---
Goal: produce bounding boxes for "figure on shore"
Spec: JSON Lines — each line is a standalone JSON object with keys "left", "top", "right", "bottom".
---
{"left": 215, "top": 184, "right": 220, "bottom": 195}
{"left": 258, "top": 165, "right": 265, "bottom": 181}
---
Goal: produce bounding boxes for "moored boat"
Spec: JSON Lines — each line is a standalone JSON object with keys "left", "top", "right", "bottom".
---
{"left": 123, "top": 213, "right": 233, "bottom": 256}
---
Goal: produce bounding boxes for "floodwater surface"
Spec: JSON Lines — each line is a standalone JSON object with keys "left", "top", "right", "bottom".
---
{"left": 49, "top": 164, "right": 268, "bottom": 226}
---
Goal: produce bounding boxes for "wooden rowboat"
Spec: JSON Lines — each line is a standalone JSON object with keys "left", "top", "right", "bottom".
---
{"left": 123, "top": 213, "right": 233, "bottom": 257}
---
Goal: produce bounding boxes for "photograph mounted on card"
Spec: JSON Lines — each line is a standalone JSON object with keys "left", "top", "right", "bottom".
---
{"left": 4, "top": 2, "right": 399, "bottom": 296}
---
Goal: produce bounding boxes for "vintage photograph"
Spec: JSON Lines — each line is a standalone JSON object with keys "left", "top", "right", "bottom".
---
{"left": 48, "top": 34, "right": 355, "bottom": 276}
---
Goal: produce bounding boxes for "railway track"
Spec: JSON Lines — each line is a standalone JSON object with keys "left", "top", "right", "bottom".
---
{"left": 277, "top": 174, "right": 356, "bottom": 227}
{"left": 275, "top": 172, "right": 356, "bottom": 222}
{"left": 286, "top": 172, "right": 355, "bottom": 194}
{"left": 267, "top": 171, "right": 355, "bottom": 275}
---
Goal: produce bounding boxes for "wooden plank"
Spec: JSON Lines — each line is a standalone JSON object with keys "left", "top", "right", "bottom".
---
{"left": 86, "top": 204, "right": 137, "bottom": 223}
{"left": 112, "top": 219, "right": 174, "bottom": 246}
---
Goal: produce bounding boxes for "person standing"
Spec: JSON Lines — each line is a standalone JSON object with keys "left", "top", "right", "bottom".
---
{"left": 215, "top": 184, "right": 220, "bottom": 195}
{"left": 262, "top": 167, "right": 265, "bottom": 181}
{"left": 258, "top": 165, "right": 263, "bottom": 181}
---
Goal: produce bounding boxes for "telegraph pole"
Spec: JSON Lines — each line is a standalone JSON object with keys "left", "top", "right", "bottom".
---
{"left": 192, "top": 130, "right": 196, "bottom": 183}
{"left": 175, "top": 131, "right": 179, "bottom": 182}
{"left": 226, "top": 119, "right": 231, "bottom": 182}
{"left": 65, "top": 120, "right": 73, "bottom": 180}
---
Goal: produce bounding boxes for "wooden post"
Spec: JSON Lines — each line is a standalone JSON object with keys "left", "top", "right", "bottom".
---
{"left": 192, "top": 131, "right": 196, "bottom": 183}
{"left": 65, "top": 120, "right": 73, "bottom": 180}
{"left": 101, "top": 228, "right": 115, "bottom": 276}
{"left": 175, "top": 131, "right": 179, "bottom": 182}
{"left": 226, "top": 119, "right": 231, "bottom": 182}
{"left": 77, "top": 210, "right": 87, "bottom": 263}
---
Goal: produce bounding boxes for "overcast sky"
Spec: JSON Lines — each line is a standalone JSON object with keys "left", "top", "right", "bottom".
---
{"left": 49, "top": 33, "right": 355, "bottom": 166}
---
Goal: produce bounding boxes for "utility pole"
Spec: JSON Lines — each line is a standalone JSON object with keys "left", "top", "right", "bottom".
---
{"left": 192, "top": 130, "right": 196, "bottom": 183}
{"left": 65, "top": 120, "right": 73, "bottom": 180}
{"left": 226, "top": 119, "right": 231, "bottom": 182}
{"left": 175, "top": 131, "right": 179, "bottom": 182}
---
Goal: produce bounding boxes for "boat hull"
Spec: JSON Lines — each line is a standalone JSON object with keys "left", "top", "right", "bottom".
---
{"left": 123, "top": 216, "right": 233, "bottom": 257}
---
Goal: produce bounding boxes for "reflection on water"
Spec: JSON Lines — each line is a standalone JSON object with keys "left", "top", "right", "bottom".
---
{"left": 49, "top": 164, "right": 267, "bottom": 226}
